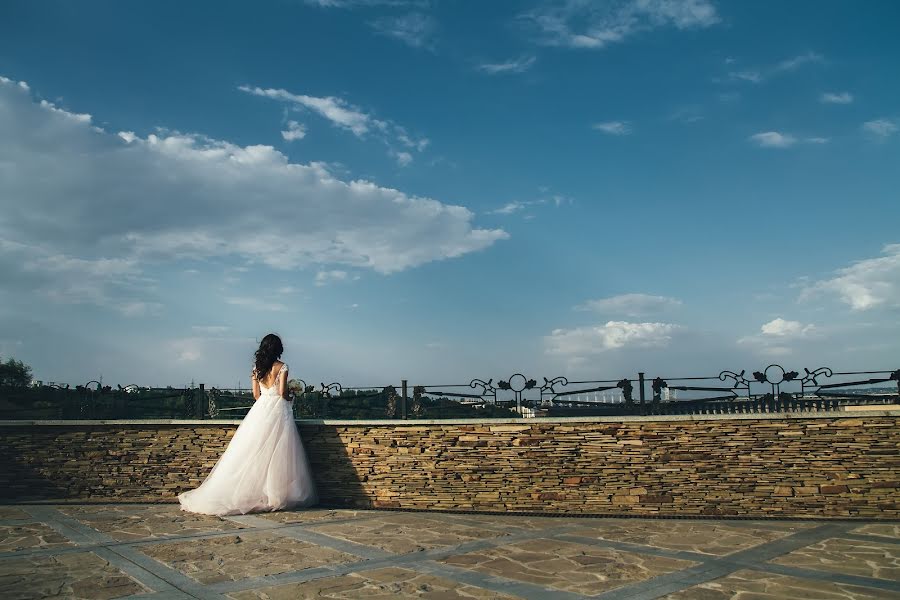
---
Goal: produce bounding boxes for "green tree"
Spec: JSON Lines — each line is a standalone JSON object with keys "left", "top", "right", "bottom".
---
{"left": 0, "top": 357, "right": 33, "bottom": 387}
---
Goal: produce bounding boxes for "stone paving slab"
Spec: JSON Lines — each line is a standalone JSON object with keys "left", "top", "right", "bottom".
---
{"left": 0, "top": 522, "right": 77, "bottom": 552}
{"left": 227, "top": 566, "right": 519, "bottom": 599}
{"left": 138, "top": 529, "right": 361, "bottom": 585}
{"left": 0, "top": 507, "right": 32, "bottom": 521}
{"left": 660, "top": 568, "right": 899, "bottom": 600}
{"left": 252, "top": 508, "right": 371, "bottom": 525}
{"left": 0, "top": 504, "right": 898, "bottom": 600}
{"left": 852, "top": 523, "right": 900, "bottom": 539}
{"left": 57, "top": 505, "right": 247, "bottom": 542}
{"left": 770, "top": 536, "right": 900, "bottom": 581}
{"left": 308, "top": 512, "right": 512, "bottom": 555}
{"left": 0, "top": 550, "right": 151, "bottom": 600}
{"left": 564, "top": 520, "right": 794, "bottom": 556}
{"left": 440, "top": 537, "right": 698, "bottom": 596}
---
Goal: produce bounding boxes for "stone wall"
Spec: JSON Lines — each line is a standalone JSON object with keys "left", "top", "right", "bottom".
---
{"left": 1, "top": 412, "right": 898, "bottom": 518}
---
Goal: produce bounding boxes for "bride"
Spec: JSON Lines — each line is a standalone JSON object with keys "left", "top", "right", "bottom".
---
{"left": 178, "top": 333, "right": 318, "bottom": 515}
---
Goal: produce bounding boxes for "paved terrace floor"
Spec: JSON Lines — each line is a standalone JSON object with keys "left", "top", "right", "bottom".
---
{"left": 0, "top": 504, "right": 898, "bottom": 600}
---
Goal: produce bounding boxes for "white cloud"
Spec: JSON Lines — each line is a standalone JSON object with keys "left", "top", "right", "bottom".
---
{"left": 477, "top": 56, "right": 536, "bottom": 75}
{"left": 773, "top": 51, "right": 824, "bottom": 72}
{"left": 369, "top": 12, "right": 436, "bottom": 49}
{"left": 577, "top": 294, "right": 682, "bottom": 317}
{"left": 191, "top": 326, "right": 230, "bottom": 335}
{"left": 490, "top": 202, "right": 527, "bottom": 215}
{"left": 862, "top": 118, "right": 898, "bottom": 139}
{"left": 800, "top": 244, "right": 900, "bottom": 311}
{"left": 749, "top": 131, "right": 796, "bottom": 148}
{"left": 240, "top": 84, "right": 429, "bottom": 161}
{"left": 592, "top": 121, "right": 631, "bottom": 135}
{"left": 723, "top": 52, "right": 824, "bottom": 85}
{"left": 225, "top": 297, "right": 289, "bottom": 312}
{"left": 281, "top": 120, "right": 306, "bottom": 141}
{"left": 488, "top": 190, "right": 573, "bottom": 217}
{"left": 240, "top": 86, "right": 372, "bottom": 136}
{"left": 0, "top": 238, "right": 159, "bottom": 316}
{"left": 0, "top": 75, "right": 507, "bottom": 312}
{"left": 759, "top": 318, "right": 815, "bottom": 337}
{"left": 546, "top": 321, "right": 681, "bottom": 355}
{"left": 520, "top": 0, "right": 718, "bottom": 50}
{"left": 729, "top": 71, "right": 762, "bottom": 84}
{"left": 314, "top": 270, "right": 358, "bottom": 286}
{"left": 820, "top": 92, "right": 853, "bottom": 105}
{"left": 737, "top": 317, "right": 817, "bottom": 357}
{"left": 392, "top": 150, "right": 413, "bottom": 167}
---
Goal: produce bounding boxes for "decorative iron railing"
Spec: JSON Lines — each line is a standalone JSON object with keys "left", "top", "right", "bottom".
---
{"left": 1, "top": 365, "right": 897, "bottom": 420}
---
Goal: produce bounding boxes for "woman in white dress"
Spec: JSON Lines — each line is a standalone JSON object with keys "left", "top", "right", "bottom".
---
{"left": 178, "top": 333, "right": 318, "bottom": 516}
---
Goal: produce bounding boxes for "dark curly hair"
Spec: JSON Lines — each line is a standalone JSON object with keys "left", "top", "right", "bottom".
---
{"left": 254, "top": 333, "right": 284, "bottom": 383}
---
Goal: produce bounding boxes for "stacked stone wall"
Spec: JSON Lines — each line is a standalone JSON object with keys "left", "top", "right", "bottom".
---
{"left": 1, "top": 413, "right": 897, "bottom": 518}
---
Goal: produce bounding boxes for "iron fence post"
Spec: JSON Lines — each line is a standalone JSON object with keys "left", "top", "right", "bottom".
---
{"left": 638, "top": 372, "right": 646, "bottom": 405}
{"left": 197, "top": 384, "right": 205, "bottom": 419}
{"left": 401, "top": 380, "right": 407, "bottom": 420}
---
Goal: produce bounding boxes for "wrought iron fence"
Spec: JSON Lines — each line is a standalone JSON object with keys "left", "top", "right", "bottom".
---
{"left": 2, "top": 365, "right": 897, "bottom": 420}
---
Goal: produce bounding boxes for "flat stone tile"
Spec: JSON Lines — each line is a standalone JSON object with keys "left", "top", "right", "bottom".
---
{"left": 58, "top": 504, "right": 246, "bottom": 541}
{"left": 227, "top": 566, "right": 520, "bottom": 599}
{"left": 567, "top": 520, "right": 791, "bottom": 556}
{"left": 771, "top": 537, "right": 900, "bottom": 581}
{"left": 0, "top": 522, "right": 77, "bottom": 552}
{"left": 851, "top": 524, "right": 900, "bottom": 539}
{"left": 0, "top": 507, "right": 32, "bottom": 520}
{"left": 444, "top": 513, "right": 588, "bottom": 531}
{"left": 309, "top": 513, "right": 510, "bottom": 555}
{"left": 661, "top": 568, "right": 897, "bottom": 600}
{"left": 138, "top": 530, "right": 360, "bottom": 585}
{"left": 0, "top": 550, "right": 150, "bottom": 599}
{"left": 440, "top": 537, "right": 697, "bottom": 596}
{"left": 254, "top": 508, "right": 368, "bottom": 525}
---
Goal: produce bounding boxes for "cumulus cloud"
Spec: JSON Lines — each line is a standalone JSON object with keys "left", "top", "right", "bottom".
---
{"left": 369, "top": 12, "right": 436, "bottom": 49}
{"left": 737, "top": 317, "right": 818, "bottom": 357}
{"left": 592, "top": 121, "right": 631, "bottom": 135}
{"left": 862, "top": 118, "right": 898, "bottom": 139}
{"left": 281, "top": 120, "right": 306, "bottom": 141}
{"left": 800, "top": 244, "right": 900, "bottom": 311}
{"left": 820, "top": 92, "right": 853, "bottom": 104}
{"left": 0, "top": 76, "right": 507, "bottom": 315}
{"left": 520, "top": 0, "right": 718, "bottom": 50}
{"left": 476, "top": 56, "right": 536, "bottom": 75}
{"left": 760, "top": 318, "right": 815, "bottom": 337}
{"left": 577, "top": 294, "right": 682, "bottom": 317}
{"left": 545, "top": 321, "right": 681, "bottom": 356}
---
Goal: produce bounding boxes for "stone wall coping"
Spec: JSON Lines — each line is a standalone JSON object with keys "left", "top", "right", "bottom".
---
{"left": 1, "top": 409, "right": 898, "bottom": 427}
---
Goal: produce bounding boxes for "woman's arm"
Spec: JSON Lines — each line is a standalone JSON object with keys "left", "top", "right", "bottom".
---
{"left": 278, "top": 365, "right": 289, "bottom": 400}
{"left": 251, "top": 368, "right": 260, "bottom": 400}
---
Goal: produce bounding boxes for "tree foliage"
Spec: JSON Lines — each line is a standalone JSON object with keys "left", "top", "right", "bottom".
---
{"left": 0, "top": 357, "right": 33, "bottom": 387}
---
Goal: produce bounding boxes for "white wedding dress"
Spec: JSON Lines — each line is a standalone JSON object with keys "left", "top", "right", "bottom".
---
{"left": 178, "top": 363, "right": 318, "bottom": 516}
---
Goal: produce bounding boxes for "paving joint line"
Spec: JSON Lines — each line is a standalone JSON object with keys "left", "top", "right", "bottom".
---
{"left": 206, "top": 521, "right": 586, "bottom": 595}
{"left": 747, "top": 561, "right": 900, "bottom": 592}
{"left": 16, "top": 505, "right": 217, "bottom": 599}
{"left": 417, "top": 559, "right": 589, "bottom": 600}
{"left": 587, "top": 522, "right": 858, "bottom": 600}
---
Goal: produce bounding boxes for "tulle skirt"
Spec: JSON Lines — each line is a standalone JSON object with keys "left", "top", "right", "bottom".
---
{"left": 178, "top": 393, "right": 317, "bottom": 516}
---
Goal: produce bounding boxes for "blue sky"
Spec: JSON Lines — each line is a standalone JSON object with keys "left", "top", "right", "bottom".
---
{"left": 0, "top": 0, "right": 898, "bottom": 388}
